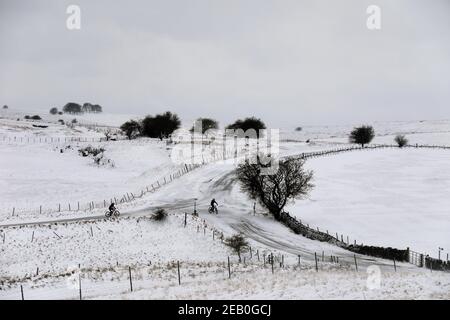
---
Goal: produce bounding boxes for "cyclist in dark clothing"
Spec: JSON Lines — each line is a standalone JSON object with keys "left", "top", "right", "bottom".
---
{"left": 108, "top": 202, "right": 116, "bottom": 213}
{"left": 210, "top": 198, "right": 218, "bottom": 214}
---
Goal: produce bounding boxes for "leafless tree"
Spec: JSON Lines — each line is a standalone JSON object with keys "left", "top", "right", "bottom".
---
{"left": 236, "top": 158, "right": 314, "bottom": 221}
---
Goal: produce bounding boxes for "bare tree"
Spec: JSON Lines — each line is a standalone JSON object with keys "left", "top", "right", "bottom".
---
{"left": 394, "top": 135, "right": 408, "bottom": 148}
{"left": 236, "top": 158, "right": 314, "bottom": 221}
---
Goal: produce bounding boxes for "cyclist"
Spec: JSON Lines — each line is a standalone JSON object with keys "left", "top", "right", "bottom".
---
{"left": 108, "top": 202, "right": 116, "bottom": 214}
{"left": 210, "top": 198, "right": 218, "bottom": 214}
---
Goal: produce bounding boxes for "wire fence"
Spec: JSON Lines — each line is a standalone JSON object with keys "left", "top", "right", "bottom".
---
{"left": 285, "top": 142, "right": 450, "bottom": 271}
{"left": 2, "top": 141, "right": 449, "bottom": 271}
{"left": 1, "top": 135, "right": 105, "bottom": 144}
{"left": 0, "top": 213, "right": 362, "bottom": 300}
{"left": 2, "top": 141, "right": 250, "bottom": 220}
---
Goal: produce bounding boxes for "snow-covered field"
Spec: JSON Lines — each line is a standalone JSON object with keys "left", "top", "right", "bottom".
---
{"left": 0, "top": 214, "right": 231, "bottom": 279}
{"left": 1, "top": 112, "right": 449, "bottom": 299}
{"left": 2, "top": 262, "right": 449, "bottom": 300}
{"left": 0, "top": 137, "right": 176, "bottom": 214}
{"left": 287, "top": 148, "right": 450, "bottom": 255}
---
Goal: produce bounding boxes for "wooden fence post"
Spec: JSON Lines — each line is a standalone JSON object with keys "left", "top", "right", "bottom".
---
{"left": 228, "top": 256, "right": 231, "bottom": 279}
{"left": 271, "top": 253, "right": 274, "bottom": 274}
{"left": 79, "top": 273, "right": 82, "bottom": 300}
{"left": 393, "top": 258, "right": 397, "bottom": 272}
{"left": 314, "top": 252, "right": 318, "bottom": 272}
{"left": 129, "top": 266, "right": 133, "bottom": 292}
{"left": 354, "top": 254, "right": 358, "bottom": 271}
{"left": 177, "top": 261, "right": 181, "bottom": 285}
{"left": 298, "top": 255, "right": 301, "bottom": 268}
{"left": 20, "top": 285, "right": 24, "bottom": 300}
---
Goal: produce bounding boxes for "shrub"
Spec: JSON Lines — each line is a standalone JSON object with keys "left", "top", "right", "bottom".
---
{"left": 141, "top": 111, "right": 181, "bottom": 139}
{"left": 58, "top": 119, "right": 65, "bottom": 125}
{"left": 236, "top": 158, "right": 314, "bottom": 221}
{"left": 103, "top": 128, "right": 116, "bottom": 141}
{"left": 190, "top": 118, "right": 219, "bottom": 134}
{"left": 82, "top": 103, "right": 102, "bottom": 113}
{"left": 31, "top": 115, "right": 41, "bottom": 120}
{"left": 63, "top": 102, "right": 82, "bottom": 114}
{"left": 349, "top": 125, "right": 375, "bottom": 147}
{"left": 394, "top": 135, "right": 408, "bottom": 148}
{"left": 3, "top": 105, "right": 8, "bottom": 109}
{"left": 120, "top": 120, "right": 141, "bottom": 139}
{"left": 226, "top": 117, "right": 266, "bottom": 138}
{"left": 24, "top": 115, "right": 31, "bottom": 119}
{"left": 224, "top": 234, "right": 248, "bottom": 262}
{"left": 152, "top": 208, "right": 167, "bottom": 221}
{"left": 71, "top": 118, "right": 78, "bottom": 124}
{"left": 49, "top": 107, "right": 58, "bottom": 115}
{"left": 78, "top": 146, "right": 105, "bottom": 157}
{"left": 295, "top": 127, "right": 302, "bottom": 132}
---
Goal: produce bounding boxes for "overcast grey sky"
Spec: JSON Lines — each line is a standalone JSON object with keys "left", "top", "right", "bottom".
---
{"left": 0, "top": 0, "right": 449, "bottom": 127}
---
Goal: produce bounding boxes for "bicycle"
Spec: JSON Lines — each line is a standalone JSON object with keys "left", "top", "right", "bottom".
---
{"left": 208, "top": 205, "right": 218, "bottom": 214}
{"left": 105, "top": 208, "right": 120, "bottom": 218}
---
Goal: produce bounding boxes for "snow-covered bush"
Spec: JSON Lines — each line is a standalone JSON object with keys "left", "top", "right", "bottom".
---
{"left": 78, "top": 146, "right": 105, "bottom": 157}
{"left": 77, "top": 146, "right": 114, "bottom": 167}
{"left": 394, "top": 135, "right": 408, "bottom": 148}
{"left": 152, "top": 208, "right": 168, "bottom": 221}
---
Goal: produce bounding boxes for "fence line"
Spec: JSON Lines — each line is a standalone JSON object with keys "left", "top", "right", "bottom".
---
{"left": 3, "top": 141, "right": 449, "bottom": 269}
{"left": 284, "top": 143, "right": 450, "bottom": 271}
{"left": 2, "top": 202, "right": 447, "bottom": 300}
{"left": 2, "top": 143, "right": 249, "bottom": 219}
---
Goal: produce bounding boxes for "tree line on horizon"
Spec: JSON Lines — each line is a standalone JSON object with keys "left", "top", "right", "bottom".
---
{"left": 119, "top": 111, "right": 409, "bottom": 148}
{"left": 49, "top": 102, "right": 103, "bottom": 115}
{"left": 120, "top": 112, "right": 267, "bottom": 140}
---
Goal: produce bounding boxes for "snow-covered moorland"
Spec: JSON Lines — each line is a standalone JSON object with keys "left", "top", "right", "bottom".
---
{"left": 1, "top": 111, "right": 449, "bottom": 299}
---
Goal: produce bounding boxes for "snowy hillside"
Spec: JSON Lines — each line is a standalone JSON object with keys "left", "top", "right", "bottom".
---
{"left": 1, "top": 113, "right": 449, "bottom": 300}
